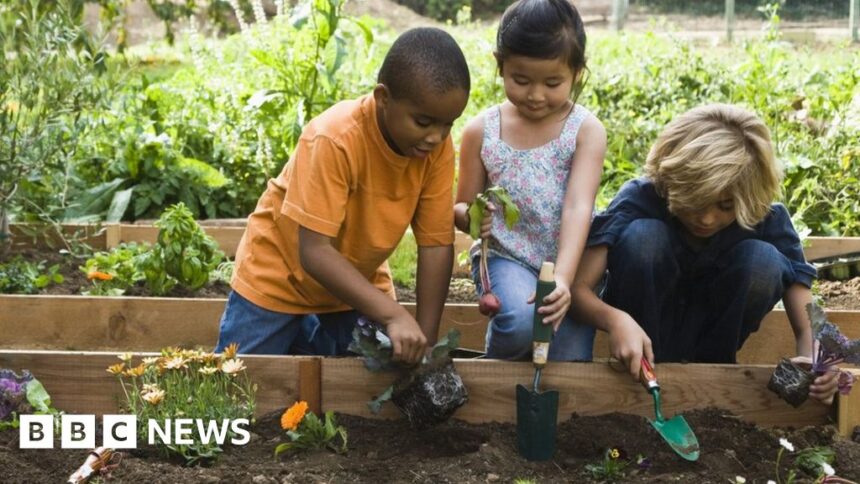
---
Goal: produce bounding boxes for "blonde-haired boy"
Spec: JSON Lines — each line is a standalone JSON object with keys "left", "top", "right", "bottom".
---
{"left": 571, "top": 104, "right": 837, "bottom": 403}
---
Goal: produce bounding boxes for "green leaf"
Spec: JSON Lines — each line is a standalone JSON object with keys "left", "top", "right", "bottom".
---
{"left": 176, "top": 157, "right": 228, "bottom": 188}
{"left": 487, "top": 186, "right": 520, "bottom": 228}
{"left": 467, "top": 197, "right": 487, "bottom": 240}
{"left": 367, "top": 385, "right": 393, "bottom": 414}
{"left": 345, "top": 17, "right": 373, "bottom": 45}
{"left": 26, "top": 379, "right": 52, "bottom": 414}
{"left": 106, "top": 187, "right": 134, "bottom": 222}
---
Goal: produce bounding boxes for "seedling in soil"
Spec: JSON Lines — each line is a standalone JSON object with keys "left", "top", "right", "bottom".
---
{"left": 349, "top": 318, "right": 468, "bottom": 430}
{"left": 768, "top": 303, "right": 860, "bottom": 407}
{"left": 467, "top": 186, "right": 520, "bottom": 316}
{"left": 0, "top": 369, "right": 58, "bottom": 430}
{"left": 584, "top": 447, "right": 630, "bottom": 481}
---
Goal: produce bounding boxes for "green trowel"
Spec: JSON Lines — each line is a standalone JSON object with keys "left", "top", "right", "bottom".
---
{"left": 516, "top": 262, "right": 559, "bottom": 461}
{"left": 639, "top": 357, "right": 700, "bottom": 461}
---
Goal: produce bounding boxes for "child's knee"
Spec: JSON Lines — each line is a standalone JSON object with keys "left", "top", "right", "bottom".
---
{"left": 725, "top": 240, "right": 785, "bottom": 298}
{"left": 613, "top": 219, "right": 673, "bottom": 268}
{"left": 485, "top": 303, "right": 534, "bottom": 359}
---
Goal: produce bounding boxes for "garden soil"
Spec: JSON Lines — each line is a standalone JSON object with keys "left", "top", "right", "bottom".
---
{"left": 2, "top": 407, "right": 860, "bottom": 483}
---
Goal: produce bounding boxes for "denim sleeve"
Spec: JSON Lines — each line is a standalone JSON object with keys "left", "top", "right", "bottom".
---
{"left": 588, "top": 179, "right": 665, "bottom": 248}
{"left": 761, "top": 204, "right": 817, "bottom": 287}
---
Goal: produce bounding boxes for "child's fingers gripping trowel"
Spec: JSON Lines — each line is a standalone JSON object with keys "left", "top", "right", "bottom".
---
{"left": 516, "top": 262, "right": 560, "bottom": 461}
{"left": 639, "top": 357, "right": 700, "bottom": 461}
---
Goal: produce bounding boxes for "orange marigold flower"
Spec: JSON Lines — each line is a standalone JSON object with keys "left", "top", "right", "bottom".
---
{"left": 281, "top": 401, "right": 309, "bottom": 431}
{"left": 87, "top": 271, "right": 113, "bottom": 281}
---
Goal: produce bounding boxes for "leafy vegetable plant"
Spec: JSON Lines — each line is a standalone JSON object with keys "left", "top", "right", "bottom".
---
{"left": 467, "top": 186, "right": 520, "bottom": 316}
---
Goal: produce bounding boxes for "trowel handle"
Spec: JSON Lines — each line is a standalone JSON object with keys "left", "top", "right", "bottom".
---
{"left": 639, "top": 357, "right": 660, "bottom": 392}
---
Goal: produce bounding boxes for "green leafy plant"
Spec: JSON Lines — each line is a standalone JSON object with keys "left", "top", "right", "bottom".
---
{"left": 0, "top": 256, "right": 64, "bottom": 294}
{"left": 0, "top": 369, "right": 60, "bottom": 431}
{"left": 81, "top": 242, "right": 147, "bottom": 296}
{"left": 108, "top": 345, "right": 256, "bottom": 464}
{"left": 274, "top": 400, "right": 348, "bottom": 456}
{"left": 468, "top": 186, "right": 520, "bottom": 316}
{"left": 0, "top": 0, "right": 114, "bottom": 244}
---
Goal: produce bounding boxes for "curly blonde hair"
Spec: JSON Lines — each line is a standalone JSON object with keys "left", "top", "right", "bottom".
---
{"left": 644, "top": 104, "right": 782, "bottom": 230}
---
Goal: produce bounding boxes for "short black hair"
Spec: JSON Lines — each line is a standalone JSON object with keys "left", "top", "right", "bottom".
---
{"left": 496, "top": 0, "right": 586, "bottom": 74}
{"left": 377, "top": 27, "right": 470, "bottom": 100}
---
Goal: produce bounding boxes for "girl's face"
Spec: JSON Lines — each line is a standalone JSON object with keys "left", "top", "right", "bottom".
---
{"left": 500, "top": 55, "right": 576, "bottom": 121}
{"left": 674, "top": 197, "right": 737, "bottom": 240}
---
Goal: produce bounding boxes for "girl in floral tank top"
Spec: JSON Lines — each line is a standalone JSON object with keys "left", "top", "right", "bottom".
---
{"left": 454, "top": 0, "right": 606, "bottom": 361}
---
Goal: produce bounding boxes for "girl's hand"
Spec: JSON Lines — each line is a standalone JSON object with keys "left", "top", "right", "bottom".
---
{"left": 607, "top": 313, "right": 654, "bottom": 380}
{"left": 480, "top": 202, "right": 495, "bottom": 239}
{"left": 791, "top": 356, "right": 839, "bottom": 405}
{"left": 529, "top": 280, "right": 571, "bottom": 332}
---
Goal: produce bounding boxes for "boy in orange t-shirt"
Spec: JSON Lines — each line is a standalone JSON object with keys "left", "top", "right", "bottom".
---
{"left": 215, "top": 28, "right": 470, "bottom": 363}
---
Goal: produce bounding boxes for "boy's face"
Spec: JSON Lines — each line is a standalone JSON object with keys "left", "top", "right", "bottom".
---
{"left": 374, "top": 84, "right": 468, "bottom": 159}
{"left": 674, "top": 197, "right": 737, "bottom": 240}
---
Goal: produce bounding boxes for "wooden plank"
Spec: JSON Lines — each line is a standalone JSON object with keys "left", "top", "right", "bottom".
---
{"left": 299, "top": 357, "right": 322, "bottom": 415}
{"left": 805, "top": 236, "right": 860, "bottom": 261}
{"left": 0, "top": 350, "right": 306, "bottom": 417}
{"left": 3, "top": 295, "right": 860, "bottom": 366}
{"left": 8, "top": 223, "right": 108, "bottom": 251}
{"left": 321, "top": 359, "right": 830, "bottom": 428}
{"left": 0, "top": 295, "right": 224, "bottom": 351}
{"left": 839, "top": 369, "right": 860, "bottom": 436}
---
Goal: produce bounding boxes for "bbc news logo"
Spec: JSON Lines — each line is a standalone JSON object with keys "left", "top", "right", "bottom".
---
{"left": 19, "top": 415, "right": 250, "bottom": 449}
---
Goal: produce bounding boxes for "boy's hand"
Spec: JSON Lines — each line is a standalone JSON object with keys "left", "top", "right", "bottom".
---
{"left": 387, "top": 317, "right": 428, "bottom": 365}
{"left": 607, "top": 313, "right": 654, "bottom": 380}
{"left": 529, "top": 280, "right": 572, "bottom": 332}
{"left": 791, "top": 356, "right": 839, "bottom": 405}
{"left": 479, "top": 202, "right": 495, "bottom": 239}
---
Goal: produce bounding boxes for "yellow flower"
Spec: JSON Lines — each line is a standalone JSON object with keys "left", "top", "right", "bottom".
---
{"left": 221, "top": 358, "right": 246, "bottom": 375}
{"left": 198, "top": 366, "right": 218, "bottom": 376}
{"left": 124, "top": 364, "right": 146, "bottom": 377}
{"left": 222, "top": 343, "right": 239, "bottom": 360}
{"left": 609, "top": 448, "right": 621, "bottom": 460}
{"left": 199, "top": 352, "right": 218, "bottom": 365}
{"left": 106, "top": 363, "right": 125, "bottom": 375}
{"left": 281, "top": 401, "right": 309, "bottom": 431}
{"left": 117, "top": 352, "right": 133, "bottom": 362}
{"left": 164, "top": 356, "right": 187, "bottom": 370}
{"left": 142, "top": 389, "right": 165, "bottom": 405}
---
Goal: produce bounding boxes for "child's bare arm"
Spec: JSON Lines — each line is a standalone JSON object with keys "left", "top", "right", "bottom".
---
{"left": 783, "top": 283, "right": 814, "bottom": 358}
{"left": 783, "top": 283, "right": 838, "bottom": 403}
{"left": 415, "top": 245, "right": 454, "bottom": 346}
{"left": 454, "top": 116, "right": 488, "bottom": 234}
{"left": 298, "top": 226, "right": 427, "bottom": 364}
{"left": 570, "top": 245, "right": 654, "bottom": 379}
{"left": 540, "top": 116, "right": 606, "bottom": 329}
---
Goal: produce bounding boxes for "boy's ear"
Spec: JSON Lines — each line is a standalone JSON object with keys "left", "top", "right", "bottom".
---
{"left": 373, "top": 84, "right": 390, "bottom": 109}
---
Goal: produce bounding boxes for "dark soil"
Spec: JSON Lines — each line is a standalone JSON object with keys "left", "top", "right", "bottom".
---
{"left": 2, "top": 408, "right": 860, "bottom": 483}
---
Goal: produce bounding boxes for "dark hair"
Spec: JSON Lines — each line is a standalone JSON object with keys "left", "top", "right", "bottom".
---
{"left": 496, "top": 0, "right": 587, "bottom": 75}
{"left": 377, "top": 27, "right": 471, "bottom": 100}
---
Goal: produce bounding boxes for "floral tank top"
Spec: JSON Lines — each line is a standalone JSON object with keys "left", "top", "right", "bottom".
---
{"left": 477, "top": 104, "right": 590, "bottom": 271}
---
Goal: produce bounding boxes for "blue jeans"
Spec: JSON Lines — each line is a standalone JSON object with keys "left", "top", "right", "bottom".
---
{"left": 472, "top": 254, "right": 595, "bottom": 361}
{"left": 215, "top": 291, "right": 358, "bottom": 355}
{"left": 603, "top": 218, "right": 794, "bottom": 363}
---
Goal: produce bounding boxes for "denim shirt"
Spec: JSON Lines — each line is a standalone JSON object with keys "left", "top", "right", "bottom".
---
{"left": 587, "top": 178, "right": 816, "bottom": 288}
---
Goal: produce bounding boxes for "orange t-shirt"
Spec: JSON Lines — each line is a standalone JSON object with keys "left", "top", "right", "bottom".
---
{"left": 231, "top": 94, "right": 455, "bottom": 314}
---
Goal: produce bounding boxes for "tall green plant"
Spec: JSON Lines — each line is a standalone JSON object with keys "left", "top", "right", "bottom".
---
{"left": 250, "top": 0, "right": 373, "bottom": 148}
{"left": 0, "top": 0, "right": 113, "bottom": 246}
